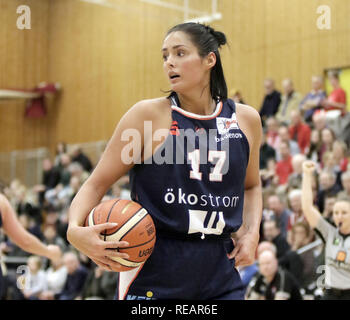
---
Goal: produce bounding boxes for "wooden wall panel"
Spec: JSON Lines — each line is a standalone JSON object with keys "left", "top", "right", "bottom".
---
{"left": 1, "top": 0, "right": 350, "bottom": 154}
{"left": 0, "top": 0, "right": 49, "bottom": 153}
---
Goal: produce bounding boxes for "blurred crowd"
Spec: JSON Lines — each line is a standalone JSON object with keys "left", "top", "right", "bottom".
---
{"left": 0, "top": 69, "right": 349, "bottom": 300}
{"left": 0, "top": 143, "right": 131, "bottom": 300}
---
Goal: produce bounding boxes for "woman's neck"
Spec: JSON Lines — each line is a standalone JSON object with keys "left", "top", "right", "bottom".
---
{"left": 177, "top": 89, "right": 215, "bottom": 116}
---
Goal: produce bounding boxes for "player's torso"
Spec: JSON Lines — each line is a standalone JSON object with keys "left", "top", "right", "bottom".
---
{"left": 325, "top": 229, "right": 350, "bottom": 289}
{"left": 130, "top": 95, "right": 250, "bottom": 238}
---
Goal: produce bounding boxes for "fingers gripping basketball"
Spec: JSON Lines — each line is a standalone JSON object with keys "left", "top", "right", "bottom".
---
{"left": 85, "top": 199, "right": 156, "bottom": 272}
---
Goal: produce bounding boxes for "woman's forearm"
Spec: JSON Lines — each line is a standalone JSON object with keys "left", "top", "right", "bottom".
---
{"left": 68, "top": 180, "right": 107, "bottom": 228}
{"left": 301, "top": 172, "right": 314, "bottom": 212}
{"left": 239, "top": 184, "right": 262, "bottom": 237}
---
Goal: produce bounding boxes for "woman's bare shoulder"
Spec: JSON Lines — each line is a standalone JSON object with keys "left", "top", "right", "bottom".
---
{"left": 235, "top": 103, "right": 262, "bottom": 146}
{"left": 129, "top": 97, "right": 171, "bottom": 120}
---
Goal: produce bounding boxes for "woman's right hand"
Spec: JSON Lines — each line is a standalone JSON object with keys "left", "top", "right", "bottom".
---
{"left": 302, "top": 160, "right": 316, "bottom": 174}
{"left": 67, "top": 223, "right": 130, "bottom": 272}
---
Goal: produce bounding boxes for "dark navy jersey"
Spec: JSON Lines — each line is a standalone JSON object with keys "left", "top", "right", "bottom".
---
{"left": 129, "top": 94, "right": 250, "bottom": 239}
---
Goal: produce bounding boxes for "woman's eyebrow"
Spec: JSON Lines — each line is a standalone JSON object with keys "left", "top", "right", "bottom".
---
{"left": 162, "top": 45, "right": 187, "bottom": 52}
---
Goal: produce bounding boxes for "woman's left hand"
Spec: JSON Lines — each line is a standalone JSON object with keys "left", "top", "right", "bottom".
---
{"left": 227, "top": 231, "right": 259, "bottom": 267}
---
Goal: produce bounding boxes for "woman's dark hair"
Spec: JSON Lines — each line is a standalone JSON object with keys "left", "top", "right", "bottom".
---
{"left": 166, "top": 23, "right": 228, "bottom": 101}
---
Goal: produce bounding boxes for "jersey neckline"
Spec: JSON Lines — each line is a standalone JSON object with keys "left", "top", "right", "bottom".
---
{"left": 170, "top": 99, "right": 223, "bottom": 120}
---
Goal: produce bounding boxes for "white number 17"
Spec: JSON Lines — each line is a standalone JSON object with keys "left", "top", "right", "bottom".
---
{"left": 188, "top": 150, "right": 226, "bottom": 182}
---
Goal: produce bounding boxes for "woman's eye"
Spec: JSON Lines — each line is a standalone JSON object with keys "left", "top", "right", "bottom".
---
{"left": 163, "top": 55, "right": 168, "bottom": 61}
{"left": 178, "top": 51, "right": 184, "bottom": 57}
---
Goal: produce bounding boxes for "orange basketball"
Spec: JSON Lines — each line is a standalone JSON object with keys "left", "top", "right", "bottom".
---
{"left": 85, "top": 198, "right": 156, "bottom": 272}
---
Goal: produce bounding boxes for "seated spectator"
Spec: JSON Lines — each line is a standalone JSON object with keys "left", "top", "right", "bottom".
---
{"left": 54, "top": 142, "right": 67, "bottom": 167}
{"left": 332, "top": 140, "right": 349, "bottom": 173}
{"left": 71, "top": 146, "right": 93, "bottom": 173}
{"left": 265, "top": 117, "right": 280, "bottom": 150}
{"left": 326, "top": 110, "right": 350, "bottom": 148}
{"left": 288, "top": 110, "right": 311, "bottom": 154}
{"left": 322, "top": 195, "right": 337, "bottom": 226}
{"left": 58, "top": 154, "right": 72, "bottom": 187}
{"left": 320, "top": 70, "right": 347, "bottom": 116}
{"left": 319, "top": 128, "right": 336, "bottom": 167}
{"left": 288, "top": 154, "right": 306, "bottom": 190}
{"left": 287, "top": 189, "right": 308, "bottom": 240}
{"left": 54, "top": 251, "right": 88, "bottom": 300}
{"left": 276, "top": 79, "right": 302, "bottom": 125}
{"left": 260, "top": 129, "right": 276, "bottom": 170}
{"left": 39, "top": 258, "right": 68, "bottom": 300}
{"left": 259, "top": 78, "right": 281, "bottom": 122}
{"left": 18, "top": 256, "right": 47, "bottom": 300}
{"left": 79, "top": 265, "right": 119, "bottom": 300}
{"left": 34, "top": 158, "right": 61, "bottom": 207}
{"left": 42, "top": 224, "right": 67, "bottom": 253}
{"left": 275, "top": 142, "right": 294, "bottom": 185}
{"left": 263, "top": 219, "right": 290, "bottom": 259}
{"left": 276, "top": 125, "right": 300, "bottom": 161}
{"left": 260, "top": 158, "right": 278, "bottom": 188}
{"left": 257, "top": 241, "right": 302, "bottom": 283}
{"left": 267, "top": 195, "right": 291, "bottom": 238}
{"left": 307, "top": 130, "right": 322, "bottom": 163}
{"left": 338, "top": 171, "right": 350, "bottom": 200}
{"left": 246, "top": 250, "right": 303, "bottom": 300}
{"left": 229, "top": 88, "right": 245, "bottom": 104}
{"left": 290, "top": 222, "right": 316, "bottom": 289}
{"left": 299, "top": 75, "right": 327, "bottom": 123}
{"left": 316, "top": 170, "right": 342, "bottom": 213}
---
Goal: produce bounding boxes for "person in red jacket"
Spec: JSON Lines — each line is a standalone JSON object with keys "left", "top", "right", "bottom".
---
{"left": 276, "top": 142, "right": 294, "bottom": 185}
{"left": 289, "top": 110, "right": 311, "bottom": 154}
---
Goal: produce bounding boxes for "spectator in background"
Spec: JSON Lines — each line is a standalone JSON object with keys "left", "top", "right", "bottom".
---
{"left": 265, "top": 117, "right": 280, "bottom": 150}
{"left": 259, "top": 78, "right": 281, "bottom": 121}
{"left": 42, "top": 224, "right": 67, "bottom": 253}
{"left": 287, "top": 189, "right": 308, "bottom": 239}
{"left": 276, "top": 79, "right": 302, "bottom": 125}
{"left": 18, "top": 256, "right": 47, "bottom": 300}
{"left": 80, "top": 265, "right": 118, "bottom": 300}
{"left": 332, "top": 140, "right": 349, "bottom": 173}
{"left": 14, "top": 185, "right": 42, "bottom": 225}
{"left": 260, "top": 129, "right": 276, "bottom": 170}
{"left": 321, "top": 70, "right": 347, "bottom": 115}
{"left": 323, "top": 195, "right": 337, "bottom": 225}
{"left": 246, "top": 250, "right": 302, "bottom": 300}
{"left": 267, "top": 195, "right": 291, "bottom": 239}
{"left": 275, "top": 142, "right": 294, "bottom": 185}
{"left": 288, "top": 110, "right": 311, "bottom": 154}
{"left": 34, "top": 158, "right": 61, "bottom": 208}
{"left": 71, "top": 147, "right": 93, "bottom": 173}
{"left": 54, "top": 252, "right": 88, "bottom": 300}
{"left": 299, "top": 76, "right": 327, "bottom": 123}
{"left": 54, "top": 142, "right": 67, "bottom": 167}
{"left": 229, "top": 88, "right": 245, "bottom": 104}
{"left": 316, "top": 170, "right": 342, "bottom": 214}
{"left": 39, "top": 258, "right": 68, "bottom": 300}
{"left": 276, "top": 125, "right": 300, "bottom": 161}
{"left": 58, "top": 154, "right": 72, "bottom": 187}
{"left": 307, "top": 130, "right": 322, "bottom": 163}
{"left": 288, "top": 154, "right": 306, "bottom": 190}
{"left": 263, "top": 219, "right": 291, "bottom": 259}
{"left": 338, "top": 171, "right": 350, "bottom": 200}
{"left": 319, "top": 128, "right": 336, "bottom": 167}
{"left": 290, "top": 222, "right": 316, "bottom": 289}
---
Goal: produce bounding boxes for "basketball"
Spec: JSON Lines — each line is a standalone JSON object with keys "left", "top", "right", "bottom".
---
{"left": 85, "top": 199, "right": 156, "bottom": 272}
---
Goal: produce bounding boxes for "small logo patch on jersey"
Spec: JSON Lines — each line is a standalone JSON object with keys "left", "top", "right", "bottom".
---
{"left": 336, "top": 250, "right": 347, "bottom": 262}
{"left": 170, "top": 121, "right": 180, "bottom": 136}
{"left": 216, "top": 113, "right": 239, "bottom": 135}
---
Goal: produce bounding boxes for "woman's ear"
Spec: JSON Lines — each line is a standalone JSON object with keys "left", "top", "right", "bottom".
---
{"left": 205, "top": 52, "right": 217, "bottom": 70}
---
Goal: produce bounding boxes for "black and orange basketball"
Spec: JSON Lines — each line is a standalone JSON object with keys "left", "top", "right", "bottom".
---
{"left": 85, "top": 198, "right": 156, "bottom": 272}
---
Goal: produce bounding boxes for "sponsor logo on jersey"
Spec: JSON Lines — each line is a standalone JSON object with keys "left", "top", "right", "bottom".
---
{"left": 216, "top": 113, "right": 239, "bottom": 135}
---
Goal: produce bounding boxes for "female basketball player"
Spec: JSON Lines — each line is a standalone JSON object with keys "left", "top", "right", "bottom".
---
{"left": 0, "top": 193, "right": 62, "bottom": 298}
{"left": 67, "top": 23, "right": 262, "bottom": 300}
